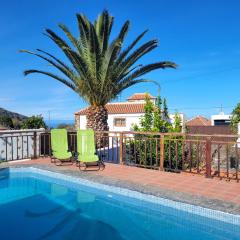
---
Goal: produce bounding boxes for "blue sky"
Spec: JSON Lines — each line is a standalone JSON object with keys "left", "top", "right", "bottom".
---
{"left": 1, "top": 0, "right": 240, "bottom": 122}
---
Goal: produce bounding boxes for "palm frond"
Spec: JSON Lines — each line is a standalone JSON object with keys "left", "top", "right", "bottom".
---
{"left": 58, "top": 24, "right": 82, "bottom": 53}
{"left": 119, "top": 61, "right": 177, "bottom": 82}
{"left": 114, "top": 30, "right": 148, "bottom": 66}
{"left": 20, "top": 49, "right": 78, "bottom": 84}
{"left": 114, "top": 39, "right": 158, "bottom": 80}
{"left": 94, "top": 10, "right": 114, "bottom": 53}
{"left": 115, "top": 78, "right": 154, "bottom": 94}
{"left": 36, "top": 49, "right": 73, "bottom": 71}
{"left": 24, "top": 70, "right": 76, "bottom": 90}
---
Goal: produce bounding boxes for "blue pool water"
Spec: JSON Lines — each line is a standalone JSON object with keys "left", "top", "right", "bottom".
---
{"left": 0, "top": 168, "right": 239, "bottom": 240}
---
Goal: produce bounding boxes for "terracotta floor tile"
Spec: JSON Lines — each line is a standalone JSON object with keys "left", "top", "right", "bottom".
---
{"left": 10, "top": 158, "right": 240, "bottom": 205}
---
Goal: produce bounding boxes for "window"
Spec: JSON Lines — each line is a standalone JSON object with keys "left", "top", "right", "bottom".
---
{"left": 114, "top": 118, "right": 126, "bottom": 127}
{"left": 214, "top": 120, "right": 231, "bottom": 126}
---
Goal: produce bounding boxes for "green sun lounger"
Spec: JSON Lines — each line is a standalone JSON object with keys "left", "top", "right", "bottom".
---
{"left": 77, "top": 129, "right": 104, "bottom": 170}
{"left": 50, "top": 129, "right": 74, "bottom": 165}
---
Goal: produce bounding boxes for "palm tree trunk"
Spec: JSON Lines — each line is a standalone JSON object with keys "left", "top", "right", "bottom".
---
{"left": 86, "top": 106, "right": 109, "bottom": 147}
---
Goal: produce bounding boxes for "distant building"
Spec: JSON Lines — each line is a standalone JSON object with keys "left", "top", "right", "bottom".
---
{"left": 187, "top": 125, "right": 233, "bottom": 135}
{"left": 127, "top": 93, "right": 157, "bottom": 104}
{"left": 75, "top": 93, "right": 185, "bottom": 131}
{"left": 186, "top": 114, "right": 233, "bottom": 135}
{"left": 186, "top": 115, "right": 211, "bottom": 127}
{"left": 211, "top": 112, "right": 231, "bottom": 126}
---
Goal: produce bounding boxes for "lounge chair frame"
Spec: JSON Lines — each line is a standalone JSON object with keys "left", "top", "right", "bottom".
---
{"left": 76, "top": 129, "right": 105, "bottom": 171}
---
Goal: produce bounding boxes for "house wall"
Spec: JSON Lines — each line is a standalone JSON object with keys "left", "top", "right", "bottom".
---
{"left": 77, "top": 113, "right": 142, "bottom": 131}
{"left": 238, "top": 123, "right": 240, "bottom": 146}
{"left": 79, "top": 115, "right": 87, "bottom": 129}
{"left": 76, "top": 113, "right": 185, "bottom": 132}
{"left": 108, "top": 113, "right": 142, "bottom": 131}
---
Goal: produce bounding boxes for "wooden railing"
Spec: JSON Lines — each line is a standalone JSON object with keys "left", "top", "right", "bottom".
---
{"left": 38, "top": 130, "right": 240, "bottom": 181}
{"left": 2, "top": 129, "right": 239, "bottom": 181}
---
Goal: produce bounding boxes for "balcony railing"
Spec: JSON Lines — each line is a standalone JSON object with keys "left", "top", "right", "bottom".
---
{"left": 1, "top": 129, "right": 239, "bottom": 181}
{"left": 0, "top": 129, "right": 44, "bottom": 161}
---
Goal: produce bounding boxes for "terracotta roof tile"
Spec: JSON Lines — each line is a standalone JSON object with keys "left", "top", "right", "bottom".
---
{"left": 75, "top": 103, "right": 146, "bottom": 115}
{"left": 186, "top": 116, "right": 211, "bottom": 126}
{"left": 127, "top": 93, "right": 156, "bottom": 101}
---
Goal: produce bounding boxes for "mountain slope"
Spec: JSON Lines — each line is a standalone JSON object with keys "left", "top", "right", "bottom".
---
{"left": 0, "top": 107, "right": 28, "bottom": 120}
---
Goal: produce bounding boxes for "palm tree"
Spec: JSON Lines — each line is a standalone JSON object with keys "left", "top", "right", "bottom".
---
{"left": 21, "top": 10, "right": 176, "bottom": 133}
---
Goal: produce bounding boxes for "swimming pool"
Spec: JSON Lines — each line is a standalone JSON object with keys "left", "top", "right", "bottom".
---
{"left": 0, "top": 167, "right": 239, "bottom": 240}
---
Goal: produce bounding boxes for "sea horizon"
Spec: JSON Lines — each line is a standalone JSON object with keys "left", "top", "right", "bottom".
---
{"left": 46, "top": 119, "right": 74, "bottom": 128}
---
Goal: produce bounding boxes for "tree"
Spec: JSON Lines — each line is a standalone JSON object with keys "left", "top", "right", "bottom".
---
{"left": 162, "top": 98, "right": 169, "bottom": 120}
{"left": 231, "top": 103, "right": 240, "bottom": 133}
{"left": 130, "top": 94, "right": 182, "bottom": 168}
{"left": 135, "top": 93, "right": 173, "bottom": 133}
{"left": 12, "top": 118, "right": 22, "bottom": 129}
{"left": 153, "top": 95, "right": 162, "bottom": 131}
{"left": 21, "top": 115, "right": 46, "bottom": 129}
{"left": 0, "top": 116, "right": 14, "bottom": 129}
{"left": 21, "top": 10, "right": 176, "bottom": 134}
{"left": 140, "top": 94, "right": 154, "bottom": 131}
{"left": 169, "top": 112, "right": 182, "bottom": 132}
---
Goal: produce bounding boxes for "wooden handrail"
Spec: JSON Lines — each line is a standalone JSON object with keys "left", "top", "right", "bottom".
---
{"left": 40, "top": 130, "right": 240, "bottom": 139}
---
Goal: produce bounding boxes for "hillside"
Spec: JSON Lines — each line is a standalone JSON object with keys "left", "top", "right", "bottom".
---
{"left": 0, "top": 108, "right": 28, "bottom": 129}
{"left": 0, "top": 107, "right": 28, "bottom": 120}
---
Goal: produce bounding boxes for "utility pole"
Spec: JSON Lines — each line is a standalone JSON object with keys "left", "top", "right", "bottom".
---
{"left": 218, "top": 104, "right": 224, "bottom": 114}
{"left": 48, "top": 110, "right": 51, "bottom": 130}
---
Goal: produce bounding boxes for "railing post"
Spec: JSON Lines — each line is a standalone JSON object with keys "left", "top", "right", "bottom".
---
{"left": 119, "top": 132, "right": 123, "bottom": 165}
{"left": 205, "top": 137, "right": 212, "bottom": 178}
{"left": 33, "top": 131, "right": 37, "bottom": 159}
{"left": 159, "top": 134, "right": 164, "bottom": 170}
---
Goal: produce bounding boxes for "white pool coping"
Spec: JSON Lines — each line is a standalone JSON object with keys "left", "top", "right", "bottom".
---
{"left": 9, "top": 159, "right": 31, "bottom": 163}
{"left": 9, "top": 167, "right": 240, "bottom": 226}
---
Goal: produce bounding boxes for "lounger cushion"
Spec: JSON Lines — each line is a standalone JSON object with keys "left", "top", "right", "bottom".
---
{"left": 77, "top": 129, "right": 99, "bottom": 163}
{"left": 51, "top": 129, "right": 72, "bottom": 160}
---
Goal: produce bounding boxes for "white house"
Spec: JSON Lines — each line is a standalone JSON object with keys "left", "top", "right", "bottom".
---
{"left": 75, "top": 93, "right": 185, "bottom": 131}
{"left": 211, "top": 112, "right": 232, "bottom": 126}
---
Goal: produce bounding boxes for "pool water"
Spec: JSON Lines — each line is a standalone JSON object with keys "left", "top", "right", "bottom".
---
{"left": 0, "top": 168, "right": 239, "bottom": 240}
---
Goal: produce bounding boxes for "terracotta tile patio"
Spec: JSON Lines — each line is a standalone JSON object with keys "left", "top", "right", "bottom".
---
{"left": 11, "top": 157, "right": 240, "bottom": 206}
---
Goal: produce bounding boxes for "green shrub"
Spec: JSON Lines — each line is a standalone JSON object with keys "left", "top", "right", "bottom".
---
{"left": 0, "top": 116, "right": 14, "bottom": 129}
{"left": 21, "top": 115, "right": 46, "bottom": 129}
